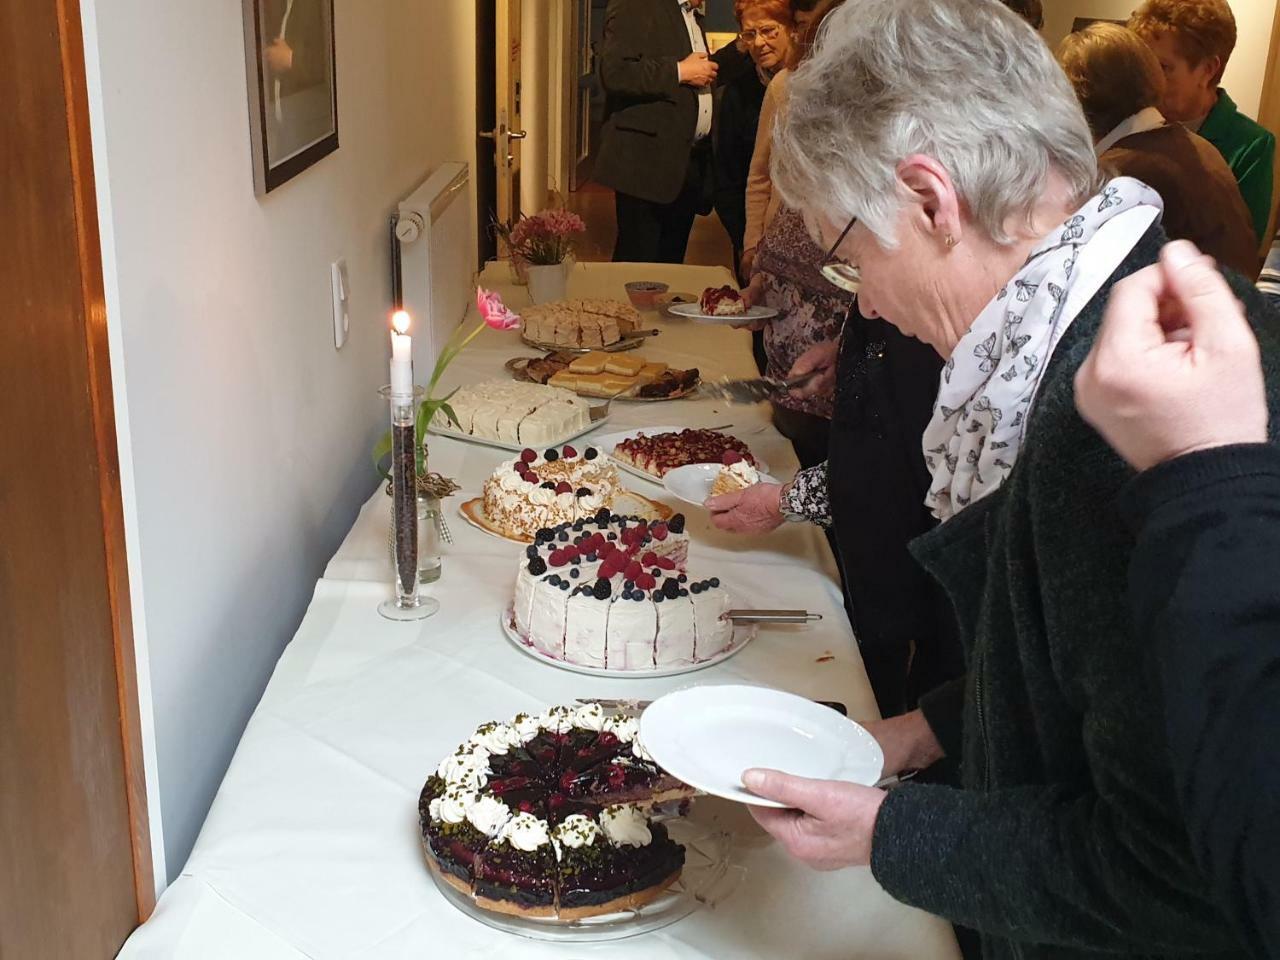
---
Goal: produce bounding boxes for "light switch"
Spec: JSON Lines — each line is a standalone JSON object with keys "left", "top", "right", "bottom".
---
{"left": 331, "top": 258, "right": 350, "bottom": 350}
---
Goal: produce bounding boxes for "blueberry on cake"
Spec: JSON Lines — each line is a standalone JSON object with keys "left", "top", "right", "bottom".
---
{"left": 420, "top": 703, "right": 692, "bottom": 920}
{"left": 511, "top": 512, "right": 734, "bottom": 671}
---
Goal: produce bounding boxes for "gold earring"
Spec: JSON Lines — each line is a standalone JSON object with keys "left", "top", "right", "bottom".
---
{"left": 944, "top": 234, "right": 958, "bottom": 248}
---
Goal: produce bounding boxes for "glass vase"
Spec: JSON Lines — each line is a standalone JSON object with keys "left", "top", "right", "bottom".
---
{"left": 377, "top": 385, "right": 438, "bottom": 621}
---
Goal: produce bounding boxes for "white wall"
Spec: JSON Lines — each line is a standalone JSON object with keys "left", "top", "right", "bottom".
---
{"left": 1042, "top": 0, "right": 1278, "bottom": 118}
{"left": 80, "top": 0, "right": 476, "bottom": 887}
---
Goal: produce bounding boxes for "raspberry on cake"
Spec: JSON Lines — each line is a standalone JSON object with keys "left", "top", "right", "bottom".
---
{"left": 709, "top": 450, "right": 761, "bottom": 498}
{"left": 613, "top": 428, "right": 757, "bottom": 479}
{"left": 419, "top": 705, "right": 693, "bottom": 920}
{"left": 483, "top": 445, "right": 622, "bottom": 541}
{"left": 511, "top": 513, "right": 734, "bottom": 672}
{"left": 699, "top": 285, "right": 746, "bottom": 317}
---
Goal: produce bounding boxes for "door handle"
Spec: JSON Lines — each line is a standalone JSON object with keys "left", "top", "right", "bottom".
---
{"left": 479, "top": 129, "right": 498, "bottom": 140}
{"left": 508, "top": 130, "right": 528, "bottom": 141}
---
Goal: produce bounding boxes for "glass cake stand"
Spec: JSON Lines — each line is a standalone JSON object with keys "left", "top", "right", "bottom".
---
{"left": 427, "top": 815, "right": 743, "bottom": 942}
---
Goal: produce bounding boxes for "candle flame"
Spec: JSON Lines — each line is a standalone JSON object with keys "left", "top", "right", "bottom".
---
{"left": 391, "top": 310, "right": 411, "bottom": 335}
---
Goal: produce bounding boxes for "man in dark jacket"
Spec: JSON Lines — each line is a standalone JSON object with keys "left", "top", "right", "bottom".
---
{"left": 595, "top": 0, "right": 723, "bottom": 263}
{"left": 1076, "top": 239, "right": 1279, "bottom": 959}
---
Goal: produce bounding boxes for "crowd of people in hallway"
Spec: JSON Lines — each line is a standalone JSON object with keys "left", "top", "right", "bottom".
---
{"left": 592, "top": 1, "right": 1280, "bottom": 958}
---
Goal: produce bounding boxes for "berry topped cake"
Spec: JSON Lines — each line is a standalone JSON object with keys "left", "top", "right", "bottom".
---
{"left": 511, "top": 511, "right": 735, "bottom": 671}
{"left": 613, "top": 428, "right": 757, "bottom": 480}
{"left": 709, "top": 450, "right": 761, "bottom": 498}
{"left": 699, "top": 285, "right": 745, "bottom": 317}
{"left": 483, "top": 445, "right": 623, "bottom": 541}
{"left": 420, "top": 703, "right": 691, "bottom": 919}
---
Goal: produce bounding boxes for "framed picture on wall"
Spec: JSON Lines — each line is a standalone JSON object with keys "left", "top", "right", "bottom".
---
{"left": 242, "top": 0, "right": 338, "bottom": 195}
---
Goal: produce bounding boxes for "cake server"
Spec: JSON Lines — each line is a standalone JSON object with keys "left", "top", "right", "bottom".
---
{"left": 726, "top": 609, "right": 823, "bottom": 623}
{"left": 696, "top": 368, "right": 824, "bottom": 404}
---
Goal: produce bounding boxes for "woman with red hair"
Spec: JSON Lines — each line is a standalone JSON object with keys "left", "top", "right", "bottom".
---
{"left": 713, "top": 0, "right": 800, "bottom": 285}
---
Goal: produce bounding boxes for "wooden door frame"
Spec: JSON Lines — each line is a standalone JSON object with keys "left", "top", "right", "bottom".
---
{"left": 44, "top": 0, "right": 155, "bottom": 921}
{"left": 1254, "top": 2, "right": 1280, "bottom": 248}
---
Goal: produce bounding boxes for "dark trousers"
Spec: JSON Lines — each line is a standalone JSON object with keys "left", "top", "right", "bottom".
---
{"left": 612, "top": 143, "right": 710, "bottom": 264}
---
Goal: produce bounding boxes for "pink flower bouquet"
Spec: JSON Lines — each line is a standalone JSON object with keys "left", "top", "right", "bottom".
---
{"left": 494, "top": 208, "right": 586, "bottom": 266}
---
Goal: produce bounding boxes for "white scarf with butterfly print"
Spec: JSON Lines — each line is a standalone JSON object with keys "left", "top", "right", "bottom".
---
{"left": 922, "top": 177, "right": 1163, "bottom": 521}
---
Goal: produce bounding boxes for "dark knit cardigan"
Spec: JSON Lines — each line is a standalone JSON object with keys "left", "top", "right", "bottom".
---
{"left": 869, "top": 223, "right": 1280, "bottom": 960}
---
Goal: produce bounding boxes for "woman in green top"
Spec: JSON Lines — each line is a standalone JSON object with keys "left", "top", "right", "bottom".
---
{"left": 1129, "top": 0, "right": 1276, "bottom": 241}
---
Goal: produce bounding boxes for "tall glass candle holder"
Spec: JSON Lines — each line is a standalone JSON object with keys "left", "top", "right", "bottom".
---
{"left": 378, "top": 385, "right": 438, "bottom": 621}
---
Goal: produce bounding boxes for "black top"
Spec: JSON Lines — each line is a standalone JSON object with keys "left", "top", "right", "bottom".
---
{"left": 594, "top": 1, "right": 746, "bottom": 204}
{"left": 712, "top": 66, "right": 767, "bottom": 252}
{"left": 1121, "top": 443, "right": 1280, "bottom": 960}
{"left": 827, "top": 311, "right": 963, "bottom": 717}
{"left": 871, "top": 223, "right": 1280, "bottom": 959}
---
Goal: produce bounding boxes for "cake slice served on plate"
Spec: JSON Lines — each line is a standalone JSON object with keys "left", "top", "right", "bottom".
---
{"left": 709, "top": 450, "right": 761, "bottom": 498}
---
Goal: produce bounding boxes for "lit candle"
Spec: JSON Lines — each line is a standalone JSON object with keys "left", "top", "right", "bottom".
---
{"left": 390, "top": 309, "right": 413, "bottom": 396}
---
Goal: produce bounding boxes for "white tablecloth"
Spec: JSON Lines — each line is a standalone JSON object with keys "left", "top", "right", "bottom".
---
{"left": 119, "top": 263, "right": 959, "bottom": 960}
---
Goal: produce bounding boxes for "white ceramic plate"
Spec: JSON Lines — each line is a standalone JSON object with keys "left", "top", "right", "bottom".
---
{"left": 662, "top": 463, "right": 778, "bottom": 507}
{"left": 667, "top": 303, "right": 778, "bottom": 324}
{"left": 500, "top": 607, "right": 756, "bottom": 678}
{"left": 639, "top": 685, "right": 884, "bottom": 808}
{"left": 591, "top": 427, "right": 768, "bottom": 485}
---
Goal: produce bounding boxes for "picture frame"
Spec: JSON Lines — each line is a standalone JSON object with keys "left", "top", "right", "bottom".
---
{"left": 242, "top": 0, "right": 339, "bottom": 195}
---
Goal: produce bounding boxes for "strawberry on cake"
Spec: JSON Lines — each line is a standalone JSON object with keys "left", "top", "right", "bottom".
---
{"left": 699, "top": 285, "right": 746, "bottom": 317}
{"left": 420, "top": 703, "right": 691, "bottom": 920}
{"left": 482, "top": 444, "right": 622, "bottom": 541}
{"left": 511, "top": 511, "right": 734, "bottom": 671}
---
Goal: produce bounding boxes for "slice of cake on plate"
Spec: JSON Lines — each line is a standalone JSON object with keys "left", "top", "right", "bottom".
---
{"left": 709, "top": 450, "right": 760, "bottom": 498}
{"left": 699, "top": 285, "right": 745, "bottom": 317}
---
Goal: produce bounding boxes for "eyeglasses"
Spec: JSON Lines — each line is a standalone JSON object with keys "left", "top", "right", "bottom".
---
{"left": 819, "top": 214, "right": 861, "bottom": 294}
{"left": 741, "top": 24, "right": 783, "bottom": 43}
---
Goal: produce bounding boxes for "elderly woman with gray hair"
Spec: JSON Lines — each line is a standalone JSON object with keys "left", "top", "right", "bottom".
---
{"left": 710, "top": 0, "right": 1280, "bottom": 957}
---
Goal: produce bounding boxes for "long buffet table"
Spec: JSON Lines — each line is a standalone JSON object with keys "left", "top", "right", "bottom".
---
{"left": 118, "top": 262, "right": 960, "bottom": 960}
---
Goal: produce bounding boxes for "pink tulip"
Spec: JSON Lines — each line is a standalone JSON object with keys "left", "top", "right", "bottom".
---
{"left": 476, "top": 287, "right": 522, "bottom": 331}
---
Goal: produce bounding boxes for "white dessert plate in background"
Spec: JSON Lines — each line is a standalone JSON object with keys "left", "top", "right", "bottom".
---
{"left": 662, "top": 463, "right": 779, "bottom": 507}
{"left": 667, "top": 303, "right": 778, "bottom": 324}
{"left": 591, "top": 426, "right": 769, "bottom": 485}
{"left": 500, "top": 606, "right": 756, "bottom": 678}
{"left": 639, "top": 685, "right": 884, "bottom": 808}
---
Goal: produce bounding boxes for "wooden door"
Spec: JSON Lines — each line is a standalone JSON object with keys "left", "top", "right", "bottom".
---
{"left": 0, "top": 0, "right": 153, "bottom": 954}
{"left": 495, "top": 0, "right": 525, "bottom": 224}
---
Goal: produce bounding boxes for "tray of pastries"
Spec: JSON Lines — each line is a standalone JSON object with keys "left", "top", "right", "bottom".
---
{"left": 507, "top": 351, "right": 700, "bottom": 402}
{"left": 520, "top": 298, "right": 649, "bottom": 353}
{"left": 426, "top": 380, "right": 608, "bottom": 451}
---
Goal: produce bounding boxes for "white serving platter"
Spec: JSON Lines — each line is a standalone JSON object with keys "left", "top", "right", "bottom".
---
{"left": 426, "top": 410, "right": 609, "bottom": 453}
{"left": 590, "top": 426, "right": 768, "bottom": 486}
{"left": 500, "top": 606, "right": 755, "bottom": 679}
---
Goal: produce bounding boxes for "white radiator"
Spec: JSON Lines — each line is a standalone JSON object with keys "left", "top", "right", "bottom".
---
{"left": 395, "top": 162, "right": 473, "bottom": 379}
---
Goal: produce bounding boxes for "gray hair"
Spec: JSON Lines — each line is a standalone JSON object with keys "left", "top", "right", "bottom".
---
{"left": 772, "top": 0, "right": 1101, "bottom": 247}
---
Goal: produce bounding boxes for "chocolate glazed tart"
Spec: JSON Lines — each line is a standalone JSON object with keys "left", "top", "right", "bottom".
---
{"left": 419, "top": 723, "right": 693, "bottom": 921}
